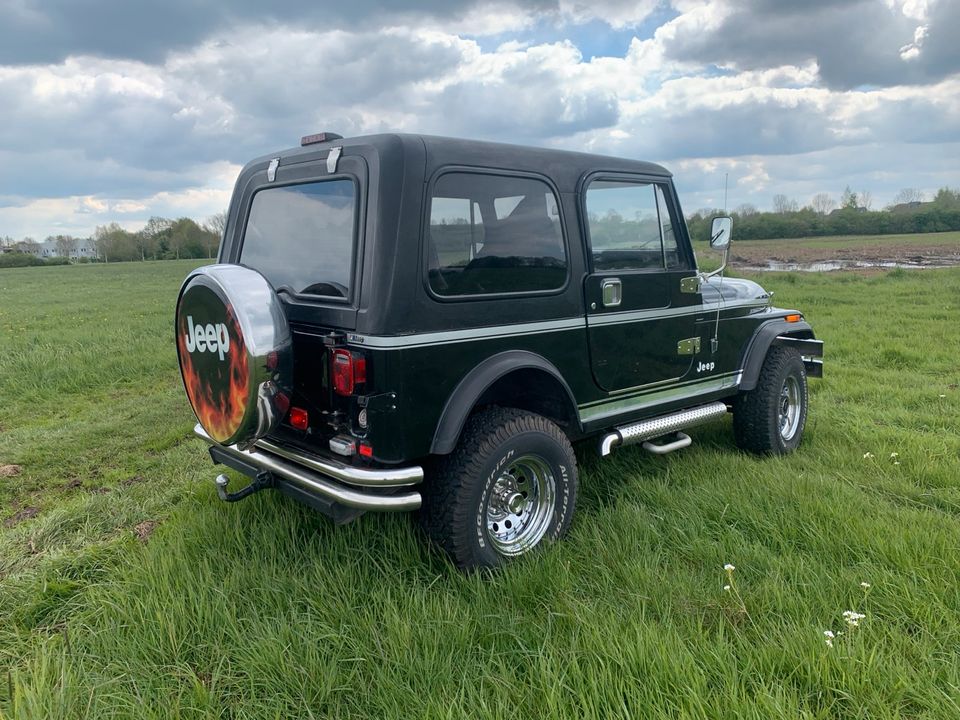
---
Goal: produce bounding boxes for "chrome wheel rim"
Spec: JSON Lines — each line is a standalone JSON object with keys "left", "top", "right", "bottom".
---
{"left": 485, "top": 455, "right": 556, "bottom": 557}
{"left": 779, "top": 375, "right": 801, "bottom": 440}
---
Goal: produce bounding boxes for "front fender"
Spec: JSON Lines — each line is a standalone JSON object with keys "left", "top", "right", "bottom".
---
{"left": 739, "top": 319, "right": 821, "bottom": 391}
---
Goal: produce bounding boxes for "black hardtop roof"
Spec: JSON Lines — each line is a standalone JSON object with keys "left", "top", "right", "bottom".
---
{"left": 254, "top": 132, "right": 672, "bottom": 189}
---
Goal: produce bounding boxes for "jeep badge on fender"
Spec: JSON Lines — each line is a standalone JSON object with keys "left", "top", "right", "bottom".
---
{"left": 177, "top": 132, "right": 823, "bottom": 572}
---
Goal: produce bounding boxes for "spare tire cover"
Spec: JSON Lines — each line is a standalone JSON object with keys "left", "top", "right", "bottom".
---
{"left": 175, "top": 264, "right": 292, "bottom": 447}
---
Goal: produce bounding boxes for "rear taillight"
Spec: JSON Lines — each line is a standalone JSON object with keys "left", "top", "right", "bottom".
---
{"left": 331, "top": 348, "right": 366, "bottom": 396}
{"left": 289, "top": 406, "right": 309, "bottom": 430}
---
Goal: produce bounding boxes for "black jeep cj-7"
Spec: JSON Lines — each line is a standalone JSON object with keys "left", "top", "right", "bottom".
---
{"left": 175, "top": 132, "right": 823, "bottom": 570}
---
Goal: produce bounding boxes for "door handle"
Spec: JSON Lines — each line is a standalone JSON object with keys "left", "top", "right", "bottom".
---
{"left": 601, "top": 278, "right": 622, "bottom": 308}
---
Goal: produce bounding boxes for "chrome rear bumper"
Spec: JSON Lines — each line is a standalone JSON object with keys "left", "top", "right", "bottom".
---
{"left": 194, "top": 424, "right": 422, "bottom": 512}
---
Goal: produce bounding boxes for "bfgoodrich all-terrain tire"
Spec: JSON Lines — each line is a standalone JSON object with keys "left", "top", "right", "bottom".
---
{"left": 733, "top": 346, "right": 808, "bottom": 455}
{"left": 420, "top": 407, "right": 578, "bottom": 571}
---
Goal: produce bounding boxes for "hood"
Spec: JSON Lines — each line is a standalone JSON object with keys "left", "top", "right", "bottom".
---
{"left": 701, "top": 276, "right": 770, "bottom": 304}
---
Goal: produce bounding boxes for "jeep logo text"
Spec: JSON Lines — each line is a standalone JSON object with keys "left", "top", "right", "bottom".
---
{"left": 184, "top": 315, "right": 230, "bottom": 361}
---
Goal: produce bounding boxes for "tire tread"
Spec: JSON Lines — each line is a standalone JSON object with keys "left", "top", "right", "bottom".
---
{"left": 733, "top": 346, "right": 807, "bottom": 455}
{"left": 419, "top": 407, "right": 576, "bottom": 570}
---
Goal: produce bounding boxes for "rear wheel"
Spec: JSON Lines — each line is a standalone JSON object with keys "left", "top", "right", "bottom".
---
{"left": 420, "top": 407, "right": 578, "bottom": 571}
{"left": 733, "top": 346, "right": 808, "bottom": 455}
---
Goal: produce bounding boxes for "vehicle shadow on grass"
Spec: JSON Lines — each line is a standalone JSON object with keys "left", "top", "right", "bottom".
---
{"left": 173, "top": 474, "right": 455, "bottom": 579}
{"left": 166, "top": 411, "right": 813, "bottom": 592}
{"left": 192, "top": 421, "right": 745, "bottom": 580}
{"left": 573, "top": 417, "right": 737, "bottom": 513}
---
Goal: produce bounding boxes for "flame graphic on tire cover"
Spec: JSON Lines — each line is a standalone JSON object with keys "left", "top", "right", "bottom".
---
{"left": 177, "top": 304, "right": 250, "bottom": 444}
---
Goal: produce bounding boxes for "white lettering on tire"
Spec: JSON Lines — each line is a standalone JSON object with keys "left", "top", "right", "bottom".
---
{"left": 184, "top": 315, "right": 230, "bottom": 361}
{"left": 475, "top": 449, "right": 515, "bottom": 549}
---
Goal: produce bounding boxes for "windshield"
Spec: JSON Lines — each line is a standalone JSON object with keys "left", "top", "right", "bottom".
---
{"left": 240, "top": 179, "right": 357, "bottom": 298}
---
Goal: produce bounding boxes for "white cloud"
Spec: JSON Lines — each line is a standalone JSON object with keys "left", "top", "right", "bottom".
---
{"left": 557, "top": 0, "right": 660, "bottom": 28}
{"left": 899, "top": 23, "right": 929, "bottom": 61}
{"left": 0, "top": 0, "right": 957, "bottom": 237}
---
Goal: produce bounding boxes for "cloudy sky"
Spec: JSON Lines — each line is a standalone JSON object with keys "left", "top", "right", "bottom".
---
{"left": 1, "top": 0, "right": 958, "bottom": 240}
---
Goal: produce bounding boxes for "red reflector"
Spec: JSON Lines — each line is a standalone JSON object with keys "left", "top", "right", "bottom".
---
{"left": 358, "top": 443, "right": 373, "bottom": 458}
{"left": 275, "top": 391, "right": 290, "bottom": 416}
{"left": 289, "top": 407, "right": 309, "bottom": 430}
{"left": 354, "top": 356, "right": 367, "bottom": 385}
{"left": 266, "top": 351, "right": 279, "bottom": 370}
{"left": 331, "top": 348, "right": 354, "bottom": 395}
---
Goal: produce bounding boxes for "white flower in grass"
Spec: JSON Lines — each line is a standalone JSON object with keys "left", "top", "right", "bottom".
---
{"left": 724, "top": 564, "right": 736, "bottom": 572}
{"left": 890, "top": 453, "right": 899, "bottom": 459}
{"left": 842, "top": 610, "right": 865, "bottom": 627}
{"left": 860, "top": 582, "right": 871, "bottom": 589}
{"left": 939, "top": 394, "right": 946, "bottom": 399}
{"left": 823, "top": 630, "right": 835, "bottom": 648}
{"left": 723, "top": 584, "right": 731, "bottom": 591}
{"left": 863, "top": 452, "right": 875, "bottom": 459}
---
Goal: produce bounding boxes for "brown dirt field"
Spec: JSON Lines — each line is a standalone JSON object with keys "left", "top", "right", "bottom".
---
{"left": 732, "top": 241, "right": 960, "bottom": 266}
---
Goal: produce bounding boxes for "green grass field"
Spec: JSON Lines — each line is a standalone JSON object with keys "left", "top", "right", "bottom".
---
{"left": 1, "top": 259, "right": 959, "bottom": 718}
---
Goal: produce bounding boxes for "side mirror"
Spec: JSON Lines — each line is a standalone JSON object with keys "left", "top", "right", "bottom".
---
{"left": 710, "top": 216, "right": 733, "bottom": 249}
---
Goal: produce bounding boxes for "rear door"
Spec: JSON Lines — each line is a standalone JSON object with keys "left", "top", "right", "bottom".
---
{"left": 227, "top": 149, "right": 369, "bottom": 430}
{"left": 581, "top": 175, "right": 702, "bottom": 392}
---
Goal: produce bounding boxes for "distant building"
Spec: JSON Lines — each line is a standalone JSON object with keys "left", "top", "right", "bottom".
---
{"left": 25, "top": 238, "right": 98, "bottom": 259}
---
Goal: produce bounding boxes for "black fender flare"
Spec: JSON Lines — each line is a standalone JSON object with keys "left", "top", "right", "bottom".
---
{"left": 739, "top": 320, "right": 819, "bottom": 392}
{"left": 430, "top": 350, "right": 580, "bottom": 455}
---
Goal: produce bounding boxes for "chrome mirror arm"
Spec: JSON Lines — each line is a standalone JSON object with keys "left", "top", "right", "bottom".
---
{"left": 704, "top": 244, "right": 730, "bottom": 279}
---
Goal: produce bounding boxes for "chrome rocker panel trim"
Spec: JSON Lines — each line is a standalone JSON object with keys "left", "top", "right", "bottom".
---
{"left": 194, "top": 424, "right": 422, "bottom": 511}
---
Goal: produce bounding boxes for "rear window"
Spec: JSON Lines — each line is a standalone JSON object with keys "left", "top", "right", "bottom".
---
{"left": 240, "top": 179, "right": 356, "bottom": 298}
{"left": 427, "top": 172, "right": 567, "bottom": 297}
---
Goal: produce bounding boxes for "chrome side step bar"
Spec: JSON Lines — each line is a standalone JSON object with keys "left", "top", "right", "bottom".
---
{"left": 642, "top": 432, "right": 692, "bottom": 455}
{"left": 599, "top": 402, "right": 729, "bottom": 457}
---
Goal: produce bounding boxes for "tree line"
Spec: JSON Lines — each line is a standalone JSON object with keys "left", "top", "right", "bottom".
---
{"left": 3, "top": 186, "right": 960, "bottom": 268}
{"left": 686, "top": 187, "right": 960, "bottom": 243}
{"left": 0, "top": 213, "right": 226, "bottom": 266}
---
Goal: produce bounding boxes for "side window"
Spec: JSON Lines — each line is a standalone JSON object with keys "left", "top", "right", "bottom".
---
{"left": 427, "top": 172, "right": 567, "bottom": 297}
{"left": 429, "top": 197, "right": 485, "bottom": 267}
{"left": 585, "top": 181, "right": 664, "bottom": 270}
{"left": 656, "top": 185, "right": 684, "bottom": 269}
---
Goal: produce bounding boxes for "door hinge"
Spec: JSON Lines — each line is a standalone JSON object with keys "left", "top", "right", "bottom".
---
{"left": 326, "top": 146, "right": 342, "bottom": 173}
{"left": 677, "top": 337, "right": 701, "bottom": 355}
{"left": 680, "top": 275, "right": 701, "bottom": 294}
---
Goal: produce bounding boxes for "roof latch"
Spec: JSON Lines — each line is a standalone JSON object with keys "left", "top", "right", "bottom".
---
{"left": 327, "top": 146, "right": 342, "bottom": 174}
{"left": 267, "top": 157, "right": 279, "bottom": 182}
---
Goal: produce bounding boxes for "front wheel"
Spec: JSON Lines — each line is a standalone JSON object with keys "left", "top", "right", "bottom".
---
{"left": 733, "top": 346, "right": 808, "bottom": 455}
{"left": 419, "top": 408, "right": 578, "bottom": 571}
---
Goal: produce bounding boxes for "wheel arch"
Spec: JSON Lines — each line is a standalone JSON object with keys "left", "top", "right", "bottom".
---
{"left": 739, "top": 319, "right": 819, "bottom": 392}
{"left": 430, "top": 351, "right": 582, "bottom": 455}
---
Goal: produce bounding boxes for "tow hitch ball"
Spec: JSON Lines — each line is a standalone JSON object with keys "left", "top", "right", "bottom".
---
{"left": 214, "top": 470, "right": 274, "bottom": 502}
